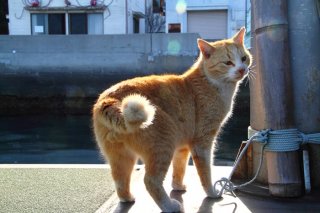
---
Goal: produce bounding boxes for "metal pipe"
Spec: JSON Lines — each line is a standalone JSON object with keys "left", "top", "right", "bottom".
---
{"left": 125, "top": 0, "right": 128, "bottom": 34}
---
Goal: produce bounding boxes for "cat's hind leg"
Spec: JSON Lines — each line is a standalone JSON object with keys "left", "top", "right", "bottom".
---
{"left": 103, "top": 142, "right": 137, "bottom": 202}
{"left": 143, "top": 143, "right": 183, "bottom": 212}
{"left": 172, "top": 147, "right": 189, "bottom": 191}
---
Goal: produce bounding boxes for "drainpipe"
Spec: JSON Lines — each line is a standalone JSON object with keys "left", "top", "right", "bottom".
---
{"left": 125, "top": 0, "right": 128, "bottom": 34}
{"left": 144, "top": 0, "right": 147, "bottom": 33}
{"left": 250, "top": 0, "right": 302, "bottom": 197}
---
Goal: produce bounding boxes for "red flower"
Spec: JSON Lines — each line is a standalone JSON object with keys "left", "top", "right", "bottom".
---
{"left": 91, "top": 0, "right": 97, "bottom": 6}
{"left": 31, "top": 0, "right": 40, "bottom": 7}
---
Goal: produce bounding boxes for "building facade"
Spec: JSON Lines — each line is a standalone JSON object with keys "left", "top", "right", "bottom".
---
{"left": 8, "top": 0, "right": 246, "bottom": 40}
{"left": 8, "top": 0, "right": 146, "bottom": 35}
{"left": 166, "top": 0, "right": 246, "bottom": 40}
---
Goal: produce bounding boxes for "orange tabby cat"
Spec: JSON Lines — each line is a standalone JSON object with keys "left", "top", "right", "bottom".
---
{"left": 93, "top": 27, "right": 251, "bottom": 212}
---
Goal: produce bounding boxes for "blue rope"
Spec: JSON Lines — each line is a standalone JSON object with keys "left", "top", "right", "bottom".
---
{"left": 301, "top": 132, "right": 320, "bottom": 145}
{"left": 255, "top": 129, "right": 320, "bottom": 152}
{"left": 212, "top": 128, "right": 320, "bottom": 198}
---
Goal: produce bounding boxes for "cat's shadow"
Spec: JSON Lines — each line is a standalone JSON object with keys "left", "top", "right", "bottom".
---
{"left": 170, "top": 190, "right": 225, "bottom": 213}
{"left": 112, "top": 201, "right": 135, "bottom": 213}
{"left": 112, "top": 190, "right": 228, "bottom": 213}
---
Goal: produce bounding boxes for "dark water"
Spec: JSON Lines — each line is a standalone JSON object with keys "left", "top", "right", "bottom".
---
{"left": 0, "top": 111, "right": 249, "bottom": 164}
{"left": 0, "top": 115, "right": 104, "bottom": 164}
{"left": 0, "top": 81, "right": 250, "bottom": 165}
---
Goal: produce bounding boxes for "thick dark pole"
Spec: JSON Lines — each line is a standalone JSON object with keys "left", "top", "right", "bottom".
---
{"left": 288, "top": 0, "right": 320, "bottom": 189}
{"left": 248, "top": 0, "right": 268, "bottom": 184}
{"left": 251, "top": 0, "right": 302, "bottom": 196}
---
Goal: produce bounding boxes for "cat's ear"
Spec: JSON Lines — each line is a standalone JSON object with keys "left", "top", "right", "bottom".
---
{"left": 232, "top": 27, "right": 246, "bottom": 45}
{"left": 197, "top": 39, "right": 215, "bottom": 59}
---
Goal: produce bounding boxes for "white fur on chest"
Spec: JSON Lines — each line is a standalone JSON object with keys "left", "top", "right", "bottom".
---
{"left": 203, "top": 69, "right": 237, "bottom": 110}
{"left": 218, "top": 82, "right": 237, "bottom": 110}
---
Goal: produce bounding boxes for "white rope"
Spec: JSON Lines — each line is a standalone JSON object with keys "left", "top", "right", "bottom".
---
{"left": 264, "top": 129, "right": 301, "bottom": 151}
{"left": 212, "top": 130, "right": 269, "bottom": 197}
{"left": 212, "top": 128, "right": 320, "bottom": 198}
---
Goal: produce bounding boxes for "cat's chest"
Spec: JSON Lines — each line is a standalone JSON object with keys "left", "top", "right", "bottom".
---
{"left": 218, "top": 87, "right": 235, "bottom": 110}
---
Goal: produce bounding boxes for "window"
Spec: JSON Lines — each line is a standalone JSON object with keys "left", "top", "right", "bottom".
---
{"left": 88, "top": 14, "right": 103, "bottom": 34}
{"left": 31, "top": 14, "right": 47, "bottom": 35}
{"left": 153, "top": 0, "right": 165, "bottom": 16}
{"left": 69, "top": 13, "right": 103, "bottom": 35}
{"left": 31, "top": 13, "right": 65, "bottom": 35}
{"left": 133, "top": 16, "right": 140, "bottom": 33}
{"left": 168, "top": 23, "right": 181, "bottom": 33}
{"left": 48, "top": 14, "right": 65, "bottom": 34}
{"left": 31, "top": 13, "right": 103, "bottom": 35}
{"left": 69, "top": 14, "right": 87, "bottom": 34}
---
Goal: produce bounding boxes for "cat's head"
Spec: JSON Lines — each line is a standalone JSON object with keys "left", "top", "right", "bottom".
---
{"left": 197, "top": 27, "right": 252, "bottom": 84}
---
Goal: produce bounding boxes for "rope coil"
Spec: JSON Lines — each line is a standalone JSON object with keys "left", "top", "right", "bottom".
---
{"left": 212, "top": 128, "right": 320, "bottom": 198}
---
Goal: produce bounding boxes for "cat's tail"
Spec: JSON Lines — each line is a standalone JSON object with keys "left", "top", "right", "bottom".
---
{"left": 93, "top": 94, "right": 156, "bottom": 133}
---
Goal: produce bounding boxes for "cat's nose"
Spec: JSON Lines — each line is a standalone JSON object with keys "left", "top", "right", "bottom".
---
{"left": 238, "top": 68, "right": 245, "bottom": 76}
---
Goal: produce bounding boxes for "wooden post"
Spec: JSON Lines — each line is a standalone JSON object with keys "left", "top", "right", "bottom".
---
{"left": 288, "top": 0, "right": 320, "bottom": 189}
{"left": 251, "top": 0, "right": 302, "bottom": 197}
{"left": 248, "top": 2, "right": 268, "bottom": 185}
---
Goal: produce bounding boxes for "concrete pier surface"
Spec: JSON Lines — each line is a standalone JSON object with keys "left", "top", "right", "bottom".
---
{"left": 0, "top": 165, "right": 116, "bottom": 213}
{"left": 0, "top": 164, "right": 319, "bottom": 213}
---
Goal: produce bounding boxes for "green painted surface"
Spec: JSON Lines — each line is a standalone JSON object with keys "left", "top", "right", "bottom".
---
{"left": 0, "top": 168, "right": 114, "bottom": 213}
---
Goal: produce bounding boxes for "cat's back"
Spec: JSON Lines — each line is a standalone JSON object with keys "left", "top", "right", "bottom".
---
{"left": 98, "top": 74, "right": 189, "bottom": 104}
{"left": 96, "top": 73, "right": 195, "bottom": 135}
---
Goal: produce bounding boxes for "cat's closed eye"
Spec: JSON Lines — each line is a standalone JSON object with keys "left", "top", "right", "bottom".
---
{"left": 224, "top": 61, "right": 235, "bottom": 66}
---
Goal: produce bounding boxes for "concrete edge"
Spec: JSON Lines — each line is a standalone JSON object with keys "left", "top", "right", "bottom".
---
{"left": 0, "top": 164, "right": 111, "bottom": 169}
{"left": 95, "top": 166, "right": 145, "bottom": 213}
{"left": 95, "top": 190, "right": 120, "bottom": 213}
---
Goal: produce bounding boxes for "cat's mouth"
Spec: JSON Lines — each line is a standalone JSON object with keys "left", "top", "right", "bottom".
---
{"left": 236, "top": 74, "right": 246, "bottom": 80}
{"left": 227, "top": 68, "right": 248, "bottom": 82}
{"left": 235, "top": 68, "right": 247, "bottom": 80}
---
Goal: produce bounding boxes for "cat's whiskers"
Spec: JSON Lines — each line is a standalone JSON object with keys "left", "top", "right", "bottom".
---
{"left": 244, "top": 74, "right": 251, "bottom": 86}
{"left": 251, "top": 72, "right": 257, "bottom": 79}
{"left": 244, "top": 67, "right": 257, "bottom": 86}
{"left": 248, "top": 71, "right": 256, "bottom": 80}
{"left": 250, "top": 66, "right": 255, "bottom": 71}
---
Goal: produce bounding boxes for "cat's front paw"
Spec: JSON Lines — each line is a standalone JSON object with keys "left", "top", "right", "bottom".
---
{"left": 171, "top": 181, "right": 187, "bottom": 191}
{"left": 206, "top": 188, "right": 221, "bottom": 199}
{"left": 161, "top": 199, "right": 184, "bottom": 213}
{"left": 119, "top": 194, "right": 135, "bottom": 203}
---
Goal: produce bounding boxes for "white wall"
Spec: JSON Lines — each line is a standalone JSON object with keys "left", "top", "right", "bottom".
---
{"left": 8, "top": 0, "right": 146, "bottom": 35}
{"left": 8, "top": 1, "right": 31, "bottom": 35}
{"left": 105, "top": 0, "right": 126, "bottom": 34}
{"left": 127, "top": 0, "right": 146, "bottom": 34}
{"left": 166, "top": 0, "right": 245, "bottom": 38}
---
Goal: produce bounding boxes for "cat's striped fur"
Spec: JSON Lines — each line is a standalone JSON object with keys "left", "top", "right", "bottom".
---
{"left": 92, "top": 27, "right": 251, "bottom": 212}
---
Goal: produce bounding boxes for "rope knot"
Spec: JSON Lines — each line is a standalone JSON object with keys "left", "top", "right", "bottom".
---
{"left": 299, "top": 132, "right": 309, "bottom": 145}
{"left": 252, "top": 128, "right": 270, "bottom": 144}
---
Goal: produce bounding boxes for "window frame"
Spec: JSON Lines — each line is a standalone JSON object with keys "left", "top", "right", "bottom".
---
{"left": 31, "top": 13, "right": 48, "bottom": 35}
{"left": 30, "top": 12, "right": 104, "bottom": 35}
